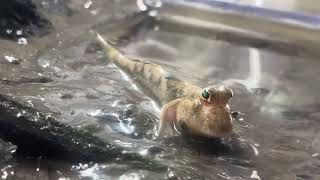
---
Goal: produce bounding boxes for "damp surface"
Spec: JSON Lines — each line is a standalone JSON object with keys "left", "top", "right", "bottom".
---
{"left": 0, "top": 0, "right": 319, "bottom": 180}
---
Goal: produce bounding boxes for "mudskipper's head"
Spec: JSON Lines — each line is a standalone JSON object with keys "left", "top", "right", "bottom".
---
{"left": 199, "top": 86, "right": 233, "bottom": 137}
{"left": 200, "top": 86, "right": 233, "bottom": 107}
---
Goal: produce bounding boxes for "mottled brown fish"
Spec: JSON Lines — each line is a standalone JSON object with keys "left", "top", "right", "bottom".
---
{"left": 96, "top": 33, "right": 233, "bottom": 139}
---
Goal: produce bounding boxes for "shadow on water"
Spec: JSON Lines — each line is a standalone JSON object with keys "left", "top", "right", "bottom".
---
{"left": 163, "top": 135, "right": 245, "bottom": 155}
{"left": 92, "top": 101, "right": 255, "bottom": 166}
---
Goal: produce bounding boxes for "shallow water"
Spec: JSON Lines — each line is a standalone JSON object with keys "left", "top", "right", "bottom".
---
{"left": 118, "top": 22, "right": 320, "bottom": 179}
{"left": 0, "top": 0, "right": 320, "bottom": 179}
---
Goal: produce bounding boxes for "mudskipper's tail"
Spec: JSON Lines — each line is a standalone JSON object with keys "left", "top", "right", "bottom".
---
{"left": 96, "top": 33, "right": 201, "bottom": 105}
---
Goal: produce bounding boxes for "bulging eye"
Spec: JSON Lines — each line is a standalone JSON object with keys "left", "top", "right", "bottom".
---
{"left": 202, "top": 90, "right": 210, "bottom": 100}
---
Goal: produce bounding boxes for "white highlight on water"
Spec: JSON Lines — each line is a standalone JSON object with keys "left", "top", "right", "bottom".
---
{"left": 114, "top": 140, "right": 133, "bottom": 148}
{"left": 79, "top": 164, "right": 100, "bottom": 180}
{"left": 224, "top": 47, "right": 261, "bottom": 89}
{"left": 4, "top": 55, "right": 18, "bottom": 63}
{"left": 16, "top": 30, "right": 22, "bottom": 35}
{"left": 250, "top": 170, "right": 261, "bottom": 180}
{"left": 139, "top": 148, "right": 149, "bottom": 156}
{"left": 254, "top": 0, "right": 264, "bottom": 6}
{"left": 1, "top": 171, "right": 8, "bottom": 179}
{"left": 248, "top": 48, "right": 261, "bottom": 86}
{"left": 118, "top": 68, "right": 140, "bottom": 91}
{"left": 6, "top": 29, "right": 12, "bottom": 34}
{"left": 136, "top": 0, "right": 147, "bottom": 11}
{"left": 83, "top": 0, "right": 93, "bottom": 9}
{"left": 119, "top": 172, "right": 142, "bottom": 180}
{"left": 119, "top": 118, "right": 135, "bottom": 134}
{"left": 86, "top": 109, "right": 102, "bottom": 117}
{"left": 150, "top": 98, "right": 161, "bottom": 112}
{"left": 250, "top": 144, "right": 259, "bottom": 156}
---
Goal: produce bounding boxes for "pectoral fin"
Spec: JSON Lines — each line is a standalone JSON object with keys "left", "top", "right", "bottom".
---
{"left": 155, "top": 99, "right": 181, "bottom": 140}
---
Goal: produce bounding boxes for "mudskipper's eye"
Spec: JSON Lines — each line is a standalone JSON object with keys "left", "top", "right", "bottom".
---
{"left": 202, "top": 90, "right": 210, "bottom": 100}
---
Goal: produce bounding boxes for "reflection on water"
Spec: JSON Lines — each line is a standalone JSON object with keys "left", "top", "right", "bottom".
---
{"left": 224, "top": 47, "right": 261, "bottom": 89}
{"left": 248, "top": 48, "right": 261, "bottom": 88}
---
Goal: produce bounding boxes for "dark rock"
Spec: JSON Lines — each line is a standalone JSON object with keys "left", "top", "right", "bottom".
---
{"left": 35, "top": 0, "right": 73, "bottom": 16}
{"left": 146, "top": 146, "right": 164, "bottom": 156}
{"left": 0, "top": 94, "right": 166, "bottom": 171}
{"left": 0, "top": 0, "right": 52, "bottom": 40}
{"left": 60, "top": 94, "right": 73, "bottom": 99}
{"left": 85, "top": 42, "right": 103, "bottom": 54}
{"left": 0, "top": 139, "right": 16, "bottom": 163}
{"left": 0, "top": 76, "right": 53, "bottom": 85}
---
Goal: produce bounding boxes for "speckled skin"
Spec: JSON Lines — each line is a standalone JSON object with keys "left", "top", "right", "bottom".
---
{"left": 97, "top": 33, "right": 233, "bottom": 139}
{"left": 158, "top": 87, "right": 233, "bottom": 138}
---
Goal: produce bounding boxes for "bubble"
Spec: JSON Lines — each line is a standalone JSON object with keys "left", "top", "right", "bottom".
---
{"left": 17, "top": 38, "right": 28, "bottom": 45}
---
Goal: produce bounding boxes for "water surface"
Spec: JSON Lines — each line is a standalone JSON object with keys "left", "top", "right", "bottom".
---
{"left": 0, "top": 0, "right": 319, "bottom": 179}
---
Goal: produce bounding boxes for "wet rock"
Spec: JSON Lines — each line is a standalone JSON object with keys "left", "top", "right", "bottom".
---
{"left": 0, "top": 0, "right": 52, "bottom": 40}
{"left": 85, "top": 93, "right": 100, "bottom": 99}
{"left": 70, "top": 110, "right": 75, "bottom": 115}
{"left": 85, "top": 42, "right": 103, "bottom": 54}
{"left": 231, "top": 111, "right": 245, "bottom": 119}
{"left": 3, "top": 54, "right": 23, "bottom": 65}
{"left": 60, "top": 94, "right": 73, "bottom": 99}
{"left": 145, "top": 146, "right": 164, "bottom": 157}
{"left": 0, "top": 94, "right": 166, "bottom": 171}
{"left": 0, "top": 76, "right": 53, "bottom": 85}
{"left": 0, "top": 139, "right": 16, "bottom": 163}
{"left": 118, "top": 106, "right": 158, "bottom": 140}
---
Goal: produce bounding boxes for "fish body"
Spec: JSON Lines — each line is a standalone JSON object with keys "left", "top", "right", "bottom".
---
{"left": 97, "top": 33, "right": 233, "bottom": 138}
